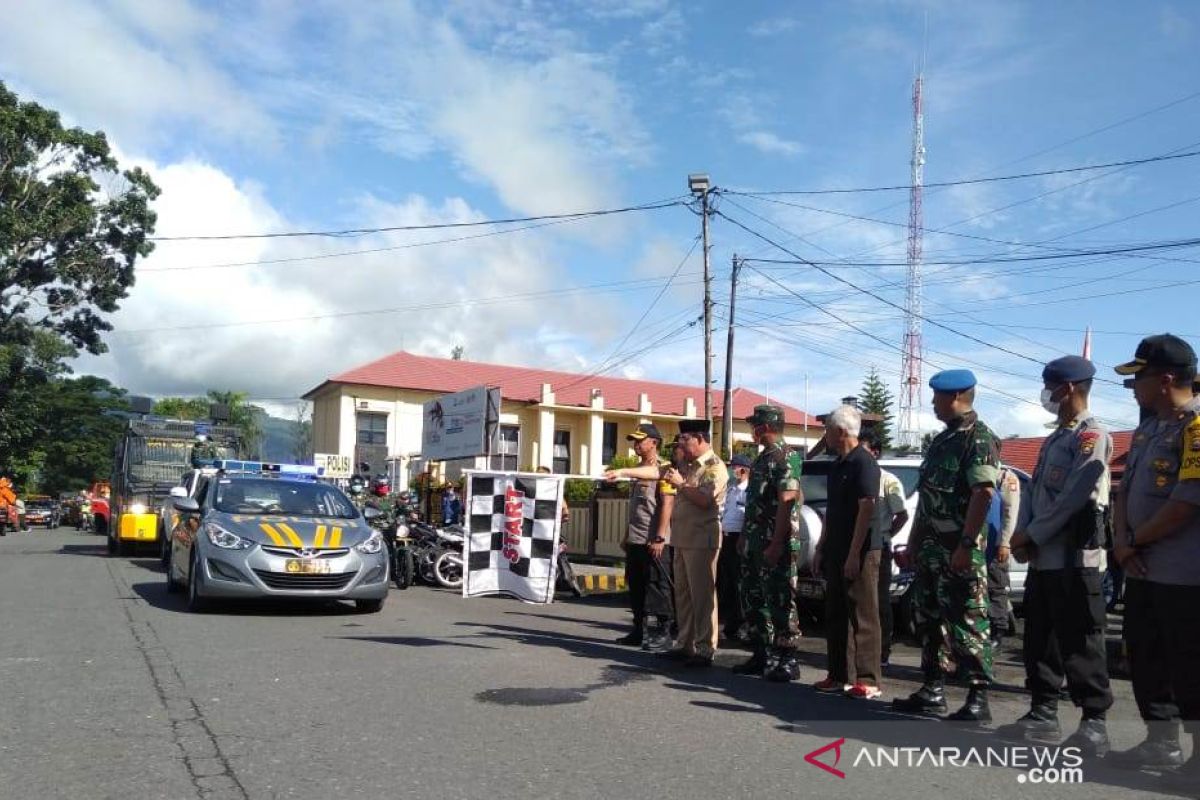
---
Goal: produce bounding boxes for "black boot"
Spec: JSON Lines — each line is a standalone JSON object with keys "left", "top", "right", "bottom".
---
{"left": 946, "top": 685, "right": 991, "bottom": 723}
{"left": 731, "top": 648, "right": 768, "bottom": 676}
{"left": 892, "top": 678, "right": 947, "bottom": 715}
{"left": 615, "top": 625, "right": 643, "bottom": 646}
{"left": 1062, "top": 718, "right": 1110, "bottom": 759}
{"left": 1107, "top": 725, "right": 1184, "bottom": 770}
{"left": 996, "top": 703, "right": 1060, "bottom": 742}
{"left": 641, "top": 623, "right": 672, "bottom": 653}
{"left": 765, "top": 650, "right": 800, "bottom": 683}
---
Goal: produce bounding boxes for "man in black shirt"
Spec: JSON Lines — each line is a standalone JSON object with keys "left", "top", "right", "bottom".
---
{"left": 814, "top": 405, "right": 883, "bottom": 699}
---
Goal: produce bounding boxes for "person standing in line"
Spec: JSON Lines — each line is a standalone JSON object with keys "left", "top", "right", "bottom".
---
{"left": 718, "top": 454, "right": 752, "bottom": 643}
{"left": 814, "top": 405, "right": 883, "bottom": 699}
{"left": 862, "top": 431, "right": 908, "bottom": 667}
{"left": 604, "top": 424, "right": 675, "bottom": 652}
{"left": 661, "top": 419, "right": 727, "bottom": 668}
{"left": 987, "top": 460, "right": 1021, "bottom": 651}
{"left": 892, "top": 369, "right": 999, "bottom": 723}
{"left": 1108, "top": 334, "right": 1200, "bottom": 784}
{"left": 734, "top": 405, "right": 804, "bottom": 682}
{"left": 1004, "top": 356, "right": 1113, "bottom": 757}
{"left": 442, "top": 485, "right": 462, "bottom": 526}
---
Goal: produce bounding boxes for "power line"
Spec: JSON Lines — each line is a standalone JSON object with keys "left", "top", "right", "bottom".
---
{"left": 726, "top": 148, "right": 1200, "bottom": 196}
{"left": 138, "top": 197, "right": 688, "bottom": 242}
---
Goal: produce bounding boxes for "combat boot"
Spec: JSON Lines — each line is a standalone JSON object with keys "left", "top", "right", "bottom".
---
{"left": 616, "top": 623, "right": 643, "bottom": 646}
{"left": 996, "top": 703, "right": 1060, "bottom": 742}
{"left": 731, "top": 648, "right": 768, "bottom": 676}
{"left": 1062, "top": 718, "right": 1109, "bottom": 759}
{"left": 892, "top": 678, "right": 947, "bottom": 715}
{"left": 641, "top": 622, "right": 672, "bottom": 653}
{"left": 1107, "top": 724, "right": 1184, "bottom": 770}
{"left": 946, "top": 685, "right": 991, "bottom": 724}
{"left": 765, "top": 650, "right": 801, "bottom": 683}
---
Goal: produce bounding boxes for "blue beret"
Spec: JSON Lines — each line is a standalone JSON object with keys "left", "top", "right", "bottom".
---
{"left": 1042, "top": 355, "right": 1095, "bottom": 384}
{"left": 929, "top": 369, "right": 977, "bottom": 393}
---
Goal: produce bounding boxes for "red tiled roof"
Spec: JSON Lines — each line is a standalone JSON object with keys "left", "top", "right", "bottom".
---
{"left": 306, "top": 351, "right": 822, "bottom": 427}
{"left": 1000, "top": 430, "right": 1135, "bottom": 476}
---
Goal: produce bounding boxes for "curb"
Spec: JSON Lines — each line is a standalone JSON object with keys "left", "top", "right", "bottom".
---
{"left": 575, "top": 572, "right": 627, "bottom": 594}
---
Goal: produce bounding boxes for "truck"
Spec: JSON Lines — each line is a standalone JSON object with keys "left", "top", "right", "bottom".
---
{"left": 107, "top": 417, "right": 241, "bottom": 556}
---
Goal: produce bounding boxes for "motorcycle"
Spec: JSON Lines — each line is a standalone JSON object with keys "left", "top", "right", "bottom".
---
{"left": 556, "top": 541, "right": 583, "bottom": 597}
{"left": 403, "top": 521, "right": 465, "bottom": 590}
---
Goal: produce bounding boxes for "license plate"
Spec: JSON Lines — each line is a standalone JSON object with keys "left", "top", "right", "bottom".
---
{"left": 797, "top": 580, "right": 825, "bottom": 599}
{"left": 284, "top": 559, "right": 331, "bottom": 575}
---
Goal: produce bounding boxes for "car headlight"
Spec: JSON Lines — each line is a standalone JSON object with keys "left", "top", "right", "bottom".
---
{"left": 205, "top": 523, "right": 252, "bottom": 550}
{"left": 355, "top": 530, "right": 384, "bottom": 555}
{"left": 129, "top": 503, "right": 148, "bottom": 515}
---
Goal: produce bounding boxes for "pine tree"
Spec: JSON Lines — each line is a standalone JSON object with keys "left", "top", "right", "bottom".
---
{"left": 860, "top": 367, "right": 895, "bottom": 451}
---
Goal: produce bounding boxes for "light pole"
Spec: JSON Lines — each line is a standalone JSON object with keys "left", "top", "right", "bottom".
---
{"left": 689, "top": 173, "right": 713, "bottom": 427}
{"left": 720, "top": 254, "right": 741, "bottom": 461}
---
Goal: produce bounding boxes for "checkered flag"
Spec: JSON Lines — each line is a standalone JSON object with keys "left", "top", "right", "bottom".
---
{"left": 463, "top": 471, "right": 564, "bottom": 604}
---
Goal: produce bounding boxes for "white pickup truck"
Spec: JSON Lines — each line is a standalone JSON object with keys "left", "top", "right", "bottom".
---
{"left": 793, "top": 457, "right": 1027, "bottom": 634}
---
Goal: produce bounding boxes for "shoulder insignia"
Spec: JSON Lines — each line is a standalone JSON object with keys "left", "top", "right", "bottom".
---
{"left": 1079, "top": 430, "right": 1099, "bottom": 455}
{"left": 1181, "top": 417, "right": 1200, "bottom": 480}
{"left": 1156, "top": 474, "right": 1170, "bottom": 488}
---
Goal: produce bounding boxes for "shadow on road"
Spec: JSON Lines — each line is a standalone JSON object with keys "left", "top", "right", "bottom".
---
{"left": 334, "top": 634, "right": 499, "bottom": 650}
{"left": 129, "top": 580, "right": 367, "bottom": 617}
{"left": 57, "top": 543, "right": 109, "bottom": 557}
{"left": 446, "top": 620, "right": 1189, "bottom": 798}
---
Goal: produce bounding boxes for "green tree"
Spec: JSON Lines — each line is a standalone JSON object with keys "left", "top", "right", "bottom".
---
{"left": 153, "top": 390, "right": 264, "bottom": 459}
{"left": 152, "top": 397, "right": 210, "bottom": 420}
{"left": 860, "top": 367, "right": 895, "bottom": 451}
{"left": 36, "top": 376, "right": 127, "bottom": 494}
{"left": 291, "top": 402, "right": 312, "bottom": 463}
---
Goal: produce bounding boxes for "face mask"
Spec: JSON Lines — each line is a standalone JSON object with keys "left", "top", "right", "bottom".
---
{"left": 1040, "top": 388, "right": 1060, "bottom": 415}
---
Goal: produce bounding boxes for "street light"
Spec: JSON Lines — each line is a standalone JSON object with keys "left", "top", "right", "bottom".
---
{"left": 688, "top": 173, "right": 710, "bottom": 195}
{"left": 688, "top": 173, "right": 714, "bottom": 428}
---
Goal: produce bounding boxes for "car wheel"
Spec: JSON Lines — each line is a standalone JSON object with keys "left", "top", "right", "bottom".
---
{"left": 186, "top": 549, "right": 209, "bottom": 613}
{"left": 165, "top": 545, "right": 182, "bottom": 594}
{"left": 355, "top": 597, "right": 385, "bottom": 613}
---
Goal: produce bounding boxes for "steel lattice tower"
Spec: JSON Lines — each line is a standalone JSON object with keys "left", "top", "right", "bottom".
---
{"left": 898, "top": 74, "right": 925, "bottom": 449}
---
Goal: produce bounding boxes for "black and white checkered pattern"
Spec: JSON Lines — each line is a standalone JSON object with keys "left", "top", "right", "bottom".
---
{"left": 463, "top": 472, "right": 563, "bottom": 604}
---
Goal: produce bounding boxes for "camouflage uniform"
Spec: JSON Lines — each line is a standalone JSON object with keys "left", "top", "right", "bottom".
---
{"left": 912, "top": 410, "right": 1000, "bottom": 686}
{"left": 740, "top": 433, "right": 803, "bottom": 654}
{"left": 191, "top": 440, "right": 219, "bottom": 467}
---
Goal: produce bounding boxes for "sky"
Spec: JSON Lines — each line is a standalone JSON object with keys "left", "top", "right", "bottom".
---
{"left": 2, "top": 0, "right": 1199, "bottom": 437}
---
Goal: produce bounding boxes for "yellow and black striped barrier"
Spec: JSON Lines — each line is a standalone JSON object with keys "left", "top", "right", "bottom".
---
{"left": 575, "top": 572, "right": 627, "bottom": 594}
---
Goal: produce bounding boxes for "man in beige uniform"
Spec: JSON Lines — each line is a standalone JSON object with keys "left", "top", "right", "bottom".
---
{"left": 662, "top": 419, "right": 728, "bottom": 667}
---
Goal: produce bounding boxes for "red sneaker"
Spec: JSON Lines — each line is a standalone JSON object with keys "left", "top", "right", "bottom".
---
{"left": 846, "top": 683, "right": 882, "bottom": 700}
{"left": 813, "top": 677, "right": 851, "bottom": 693}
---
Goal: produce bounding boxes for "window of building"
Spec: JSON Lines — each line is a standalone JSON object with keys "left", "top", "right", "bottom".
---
{"left": 601, "top": 422, "right": 618, "bottom": 465}
{"left": 356, "top": 412, "right": 387, "bottom": 446}
{"left": 553, "top": 430, "right": 571, "bottom": 474}
{"left": 490, "top": 425, "right": 519, "bottom": 471}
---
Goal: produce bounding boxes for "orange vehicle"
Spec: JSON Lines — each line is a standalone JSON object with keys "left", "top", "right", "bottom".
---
{"left": 0, "top": 477, "right": 16, "bottom": 535}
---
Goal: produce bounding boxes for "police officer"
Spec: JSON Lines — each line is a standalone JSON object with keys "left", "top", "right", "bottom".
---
{"left": 1004, "top": 356, "right": 1113, "bottom": 756}
{"left": 734, "top": 405, "right": 804, "bottom": 682}
{"left": 986, "top": 461, "right": 1020, "bottom": 649}
{"left": 1109, "top": 334, "right": 1200, "bottom": 783}
{"left": 893, "top": 370, "right": 999, "bottom": 723}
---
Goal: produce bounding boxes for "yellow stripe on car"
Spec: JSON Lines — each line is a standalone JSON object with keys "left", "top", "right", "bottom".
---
{"left": 276, "top": 523, "right": 304, "bottom": 548}
{"left": 259, "top": 523, "right": 286, "bottom": 546}
{"left": 314, "top": 525, "right": 327, "bottom": 548}
{"left": 329, "top": 527, "right": 342, "bottom": 548}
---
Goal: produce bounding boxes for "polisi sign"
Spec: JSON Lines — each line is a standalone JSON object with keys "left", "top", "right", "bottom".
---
{"left": 314, "top": 453, "right": 352, "bottom": 479}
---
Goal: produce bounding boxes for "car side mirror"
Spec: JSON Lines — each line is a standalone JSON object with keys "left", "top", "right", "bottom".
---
{"left": 363, "top": 506, "right": 382, "bottom": 521}
{"left": 173, "top": 497, "right": 200, "bottom": 514}
{"left": 169, "top": 487, "right": 188, "bottom": 499}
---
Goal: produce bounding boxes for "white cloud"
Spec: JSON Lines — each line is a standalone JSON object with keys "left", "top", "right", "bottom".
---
{"left": 748, "top": 17, "right": 800, "bottom": 38}
{"left": 738, "top": 131, "right": 805, "bottom": 157}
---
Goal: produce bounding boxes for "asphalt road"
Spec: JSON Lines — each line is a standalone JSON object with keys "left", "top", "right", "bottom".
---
{"left": 0, "top": 528, "right": 1191, "bottom": 800}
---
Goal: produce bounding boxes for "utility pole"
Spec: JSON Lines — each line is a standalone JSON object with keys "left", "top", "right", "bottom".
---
{"left": 721, "top": 254, "right": 741, "bottom": 461}
{"left": 689, "top": 173, "right": 714, "bottom": 426}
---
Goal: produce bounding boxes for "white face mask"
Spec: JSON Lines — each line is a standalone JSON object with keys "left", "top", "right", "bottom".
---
{"left": 1040, "top": 388, "right": 1060, "bottom": 415}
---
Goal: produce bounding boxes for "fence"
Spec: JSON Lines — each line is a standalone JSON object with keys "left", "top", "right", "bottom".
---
{"left": 562, "top": 496, "right": 628, "bottom": 560}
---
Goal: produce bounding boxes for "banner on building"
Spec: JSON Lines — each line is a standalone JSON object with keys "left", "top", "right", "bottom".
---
{"left": 462, "top": 470, "right": 563, "bottom": 604}
{"left": 421, "top": 386, "right": 501, "bottom": 461}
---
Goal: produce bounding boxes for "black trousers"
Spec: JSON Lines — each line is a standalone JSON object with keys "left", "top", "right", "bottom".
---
{"left": 717, "top": 533, "right": 743, "bottom": 635}
{"left": 1023, "top": 568, "right": 1112, "bottom": 718}
{"left": 877, "top": 544, "right": 893, "bottom": 659}
{"left": 625, "top": 543, "right": 673, "bottom": 628}
{"left": 987, "top": 559, "right": 1011, "bottom": 637}
{"left": 1125, "top": 579, "right": 1200, "bottom": 735}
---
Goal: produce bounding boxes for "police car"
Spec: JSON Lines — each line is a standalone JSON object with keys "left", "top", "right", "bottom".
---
{"left": 165, "top": 461, "right": 390, "bottom": 613}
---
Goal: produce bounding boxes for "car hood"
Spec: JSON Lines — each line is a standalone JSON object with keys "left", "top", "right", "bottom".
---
{"left": 214, "top": 513, "right": 372, "bottom": 549}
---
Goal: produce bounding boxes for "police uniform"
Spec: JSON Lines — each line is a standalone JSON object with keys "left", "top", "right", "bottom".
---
{"left": 718, "top": 454, "right": 752, "bottom": 640}
{"left": 986, "top": 466, "right": 1020, "bottom": 643}
{"left": 1003, "top": 356, "right": 1113, "bottom": 753}
{"left": 893, "top": 369, "right": 999, "bottom": 722}
{"left": 735, "top": 405, "right": 803, "bottom": 681}
{"left": 617, "top": 423, "right": 675, "bottom": 651}
{"left": 1109, "top": 334, "right": 1200, "bottom": 778}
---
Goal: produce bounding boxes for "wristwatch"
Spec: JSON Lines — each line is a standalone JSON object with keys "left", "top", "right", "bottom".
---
{"left": 960, "top": 536, "right": 979, "bottom": 549}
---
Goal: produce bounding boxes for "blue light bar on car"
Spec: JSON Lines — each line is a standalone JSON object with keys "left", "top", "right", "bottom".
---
{"left": 209, "top": 460, "right": 325, "bottom": 478}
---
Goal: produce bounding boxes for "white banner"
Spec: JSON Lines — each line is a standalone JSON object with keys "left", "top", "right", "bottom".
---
{"left": 462, "top": 470, "right": 564, "bottom": 604}
{"left": 421, "top": 386, "right": 499, "bottom": 461}
{"left": 313, "top": 453, "right": 352, "bottom": 479}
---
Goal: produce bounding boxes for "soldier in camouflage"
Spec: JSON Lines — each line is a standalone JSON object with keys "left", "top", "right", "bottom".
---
{"left": 893, "top": 370, "right": 1000, "bottom": 723}
{"left": 734, "top": 404, "right": 804, "bottom": 682}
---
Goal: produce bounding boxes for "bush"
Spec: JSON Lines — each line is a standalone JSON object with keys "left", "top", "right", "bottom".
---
{"left": 564, "top": 479, "right": 595, "bottom": 505}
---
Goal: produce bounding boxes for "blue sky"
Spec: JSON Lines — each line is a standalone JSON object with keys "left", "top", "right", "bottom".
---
{"left": 2, "top": 0, "right": 1198, "bottom": 436}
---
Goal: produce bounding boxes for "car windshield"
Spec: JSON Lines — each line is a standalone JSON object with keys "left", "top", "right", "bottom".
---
{"left": 213, "top": 479, "right": 358, "bottom": 519}
{"left": 27, "top": 501, "right": 54, "bottom": 510}
{"left": 886, "top": 466, "right": 921, "bottom": 497}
